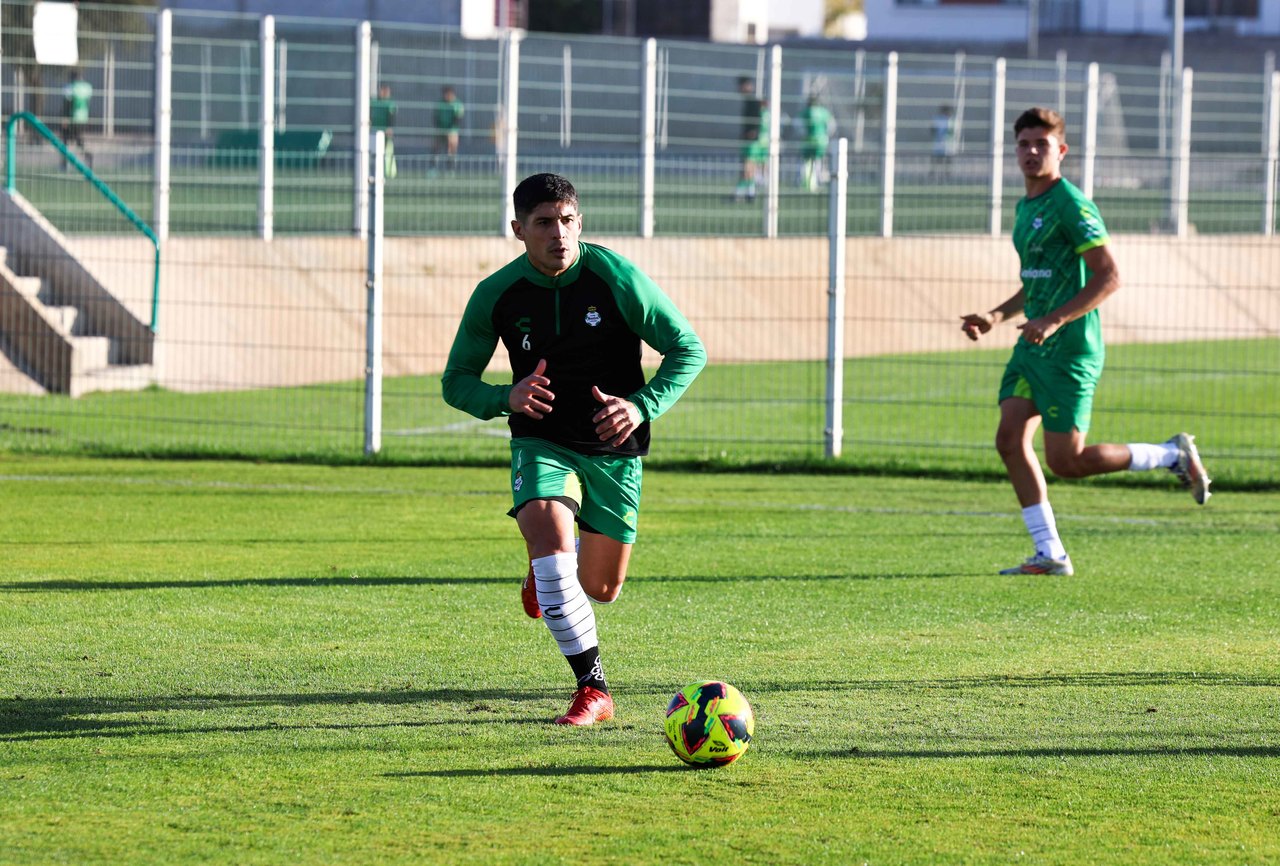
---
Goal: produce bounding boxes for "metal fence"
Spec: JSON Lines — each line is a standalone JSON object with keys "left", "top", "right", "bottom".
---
{"left": 0, "top": 1, "right": 1277, "bottom": 485}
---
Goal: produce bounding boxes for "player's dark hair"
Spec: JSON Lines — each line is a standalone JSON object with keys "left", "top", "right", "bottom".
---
{"left": 1014, "top": 106, "right": 1066, "bottom": 141}
{"left": 512, "top": 173, "right": 578, "bottom": 222}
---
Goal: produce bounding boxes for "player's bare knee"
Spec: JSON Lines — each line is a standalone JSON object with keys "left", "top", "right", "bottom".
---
{"left": 586, "top": 583, "right": 621, "bottom": 604}
{"left": 1046, "top": 453, "right": 1085, "bottom": 478}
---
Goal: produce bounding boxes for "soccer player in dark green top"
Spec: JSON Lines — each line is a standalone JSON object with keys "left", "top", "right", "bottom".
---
{"left": 961, "top": 107, "right": 1211, "bottom": 577}
{"left": 443, "top": 173, "right": 706, "bottom": 725}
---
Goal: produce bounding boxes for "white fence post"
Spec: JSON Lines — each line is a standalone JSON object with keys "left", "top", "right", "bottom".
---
{"left": 1265, "top": 72, "right": 1280, "bottom": 235}
{"left": 826, "top": 138, "right": 848, "bottom": 460}
{"left": 765, "top": 44, "right": 782, "bottom": 239}
{"left": 364, "top": 131, "right": 385, "bottom": 456}
{"left": 641, "top": 38, "right": 656, "bottom": 239}
{"left": 989, "top": 58, "right": 1006, "bottom": 237}
{"left": 354, "top": 22, "right": 371, "bottom": 239}
{"left": 880, "top": 52, "right": 898, "bottom": 239}
{"left": 1081, "top": 62, "right": 1098, "bottom": 200}
{"left": 1171, "top": 67, "right": 1193, "bottom": 238}
{"left": 501, "top": 31, "right": 522, "bottom": 236}
{"left": 153, "top": 10, "right": 172, "bottom": 243}
{"left": 258, "top": 15, "right": 275, "bottom": 242}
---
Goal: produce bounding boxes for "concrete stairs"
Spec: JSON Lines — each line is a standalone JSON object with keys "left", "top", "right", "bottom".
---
{"left": 0, "top": 245, "right": 155, "bottom": 397}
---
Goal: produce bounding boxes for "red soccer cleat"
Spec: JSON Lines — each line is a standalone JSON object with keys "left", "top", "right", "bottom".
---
{"left": 521, "top": 564, "right": 542, "bottom": 619}
{"left": 554, "top": 686, "right": 614, "bottom": 726}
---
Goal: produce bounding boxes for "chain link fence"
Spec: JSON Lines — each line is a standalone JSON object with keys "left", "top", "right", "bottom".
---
{"left": 1, "top": 1, "right": 1277, "bottom": 485}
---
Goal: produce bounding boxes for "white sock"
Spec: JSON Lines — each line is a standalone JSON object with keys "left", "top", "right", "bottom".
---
{"left": 1128, "top": 442, "right": 1178, "bottom": 471}
{"left": 1022, "top": 502, "right": 1067, "bottom": 560}
{"left": 532, "top": 552, "right": 598, "bottom": 657}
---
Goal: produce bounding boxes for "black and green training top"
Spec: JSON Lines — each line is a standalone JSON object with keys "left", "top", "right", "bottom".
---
{"left": 442, "top": 241, "right": 707, "bottom": 457}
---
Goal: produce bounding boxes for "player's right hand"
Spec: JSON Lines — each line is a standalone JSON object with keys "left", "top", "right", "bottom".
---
{"left": 960, "top": 313, "right": 993, "bottom": 341}
{"left": 509, "top": 358, "right": 554, "bottom": 419}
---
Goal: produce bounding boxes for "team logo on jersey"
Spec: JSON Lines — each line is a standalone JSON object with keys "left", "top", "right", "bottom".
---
{"left": 513, "top": 471, "right": 524, "bottom": 492}
{"left": 1032, "top": 216, "right": 1044, "bottom": 230}
{"left": 584, "top": 306, "right": 602, "bottom": 327}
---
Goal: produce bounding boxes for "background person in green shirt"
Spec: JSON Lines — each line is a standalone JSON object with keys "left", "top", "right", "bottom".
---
{"left": 433, "top": 85, "right": 464, "bottom": 172}
{"left": 798, "top": 93, "right": 834, "bottom": 192}
{"left": 960, "top": 106, "right": 1211, "bottom": 577}
{"left": 61, "top": 68, "right": 93, "bottom": 169}
{"left": 442, "top": 173, "right": 706, "bottom": 726}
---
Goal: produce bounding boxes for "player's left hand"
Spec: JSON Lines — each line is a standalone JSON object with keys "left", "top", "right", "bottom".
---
{"left": 591, "top": 386, "right": 642, "bottom": 447}
{"left": 1017, "top": 317, "right": 1060, "bottom": 346}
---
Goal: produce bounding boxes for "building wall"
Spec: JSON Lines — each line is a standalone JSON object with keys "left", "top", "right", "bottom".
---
{"left": 863, "top": 0, "right": 1028, "bottom": 42}
{"left": 864, "top": 0, "right": 1280, "bottom": 40}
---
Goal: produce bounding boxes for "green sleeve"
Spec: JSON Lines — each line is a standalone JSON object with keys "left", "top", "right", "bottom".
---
{"left": 441, "top": 281, "right": 512, "bottom": 420}
{"left": 598, "top": 249, "right": 707, "bottom": 422}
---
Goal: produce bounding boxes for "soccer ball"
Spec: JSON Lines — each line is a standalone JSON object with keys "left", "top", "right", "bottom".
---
{"left": 664, "top": 681, "right": 754, "bottom": 767}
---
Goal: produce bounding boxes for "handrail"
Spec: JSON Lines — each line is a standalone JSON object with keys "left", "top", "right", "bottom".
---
{"left": 5, "top": 111, "right": 160, "bottom": 332}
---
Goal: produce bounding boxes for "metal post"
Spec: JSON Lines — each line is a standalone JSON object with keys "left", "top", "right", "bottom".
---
{"left": 200, "top": 43, "right": 211, "bottom": 140}
{"left": 501, "top": 31, "right": 522, "bottom": 235}
{"left": 989, "top": 58, "right": 1006, "bottom": 237}
{"left": 765, "top": 44, "right": 782, "bottom": 239}
{"left": 560, "top": 44, "right": 572, "bottom": 149}
{"left": 1265, "top": 72, "right": 1280, "bottom": 235}
{"left": 880, "top": 52, "right": 898, "bottom": 239}
{"left": 277, "top": 39, "right": 288, "bottom": 132}
{"left": 258, "top": 15, "right": 275, "bottom": 242}
{"left": 1264, "top": 52, "right": 1276, "bottom": 157}
{"left": 640, "top": 38, "right": 656, "bottom": 239}
{"left": 364, "top": 130, "right": 385, "bottom": 456}
{"left": 153, "top": 10, "right": 172, "bottom": 243}
{"left": 354, "top": 22, "right": 371, "bottom": 238}
{"left": 1171, "top": 67, "right": 1192, "bottom": 238}
{"left": 104, "top": 42, "right": 115, "bottom": 137}
{"left": 853, "top": 49, "right": 866, "bottom": 152}
{"left": 825, "top": 138, "right": 848, "bottom": 460}
{"left": 1159, "top": 51, "right": 1171, "bottom": 157}
{"left": 1081, "top": 62, "right": 1099, "bottom": 199}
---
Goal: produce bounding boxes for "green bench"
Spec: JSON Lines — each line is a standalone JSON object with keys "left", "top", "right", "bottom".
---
{"left": 210, "top": 129, "right": 333, "bottom": 169}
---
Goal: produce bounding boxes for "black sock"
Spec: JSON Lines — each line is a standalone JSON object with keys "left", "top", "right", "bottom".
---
{"left": 566, "top": 647, "right": 608, "bottom": 694}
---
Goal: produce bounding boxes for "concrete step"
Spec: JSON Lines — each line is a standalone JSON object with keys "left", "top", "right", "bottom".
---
{"left": 42, "top": 304, "right": 79, "bottom": 336}
{"left": 70, "top": 363, "right": 156, "bottom": 398}
{"left": 71, "top": 335, "right": 111, "bottom": 376}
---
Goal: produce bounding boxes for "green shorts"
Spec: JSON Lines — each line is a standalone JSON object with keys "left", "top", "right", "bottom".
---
{"left": 998, "top": 350, "right": 1104, "bottom": 434}
{"left": 508, "top": 438, "right": 642, "bottom": 544}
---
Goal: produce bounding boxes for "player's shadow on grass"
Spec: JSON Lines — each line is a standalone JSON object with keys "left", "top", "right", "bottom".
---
{"left": 0, "top": 687, "right": 565, "bottom": 741}
{"left": 385, "top": 765, "right": 688, "bottom": 778}
{"left": 828, "top": 744, "right": 1280, "bottom": 760}
{"left": 0, "top": 575, "right": 517, "bottom": 591}
{"left": 1, "top": 570, "right": 981, "bottom": 592}
{"left": 747, "top": 670, "right": 1280, "bottom": 692}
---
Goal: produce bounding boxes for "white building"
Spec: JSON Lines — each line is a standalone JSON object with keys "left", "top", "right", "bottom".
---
{"left": 862, "top": 0, "right": 1280, "bottom": 41}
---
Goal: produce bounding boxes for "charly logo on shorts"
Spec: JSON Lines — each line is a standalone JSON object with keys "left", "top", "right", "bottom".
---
{"left": 513, "top": 471, "right": 524, "bottom": 492}
{"left": 584, "top": 306, "right": 601, "bottom": 327}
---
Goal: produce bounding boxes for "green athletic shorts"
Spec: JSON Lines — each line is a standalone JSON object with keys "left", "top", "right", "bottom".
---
{"left": 508, "top": 437, "right": 642, "bottom": 544}
{"left": 998, "top": 349, "right": 1104, "bottom": 434}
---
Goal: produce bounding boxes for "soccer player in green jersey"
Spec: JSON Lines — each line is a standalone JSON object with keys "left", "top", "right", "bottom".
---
{"left": 433, "top": 86, "right": 464, "bottom": 172}
{"left": 960, "top": 107, "right": 1211, "bottom": 577}
{"left": 443, "top": 173, "right": 706, "bottom": 724}
{"left": 799, "top": 94, "right": 834, "bottom": 193}
{"left": 62, "top": 69, "right": 93, "bottom": 168}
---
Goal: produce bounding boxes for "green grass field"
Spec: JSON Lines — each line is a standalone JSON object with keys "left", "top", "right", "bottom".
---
{"left": 2, "top": 456, "right": 1278, "bottom": 864}
{"left": 1, "top": 339, "right": 1276, "bottom": 486}
{"left": 14, "top": 157, "right": 1275, "bottom": 237}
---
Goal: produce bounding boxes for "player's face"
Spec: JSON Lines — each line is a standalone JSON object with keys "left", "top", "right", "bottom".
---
{"left": 1015, "top": 126, "right": 1067, "bottom": 181}
{"left": 513, "top": 200, "right": 582, "bottom": 277}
